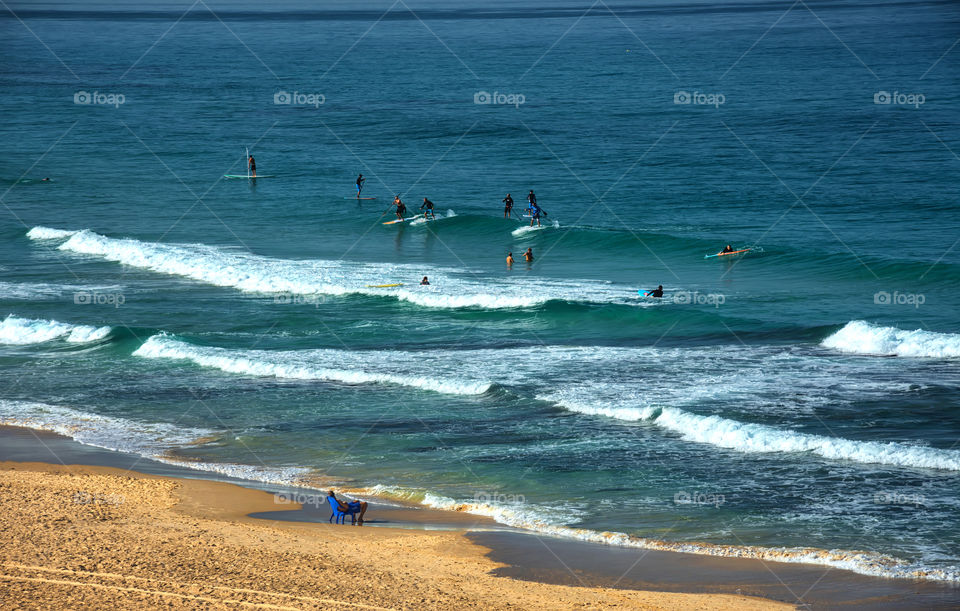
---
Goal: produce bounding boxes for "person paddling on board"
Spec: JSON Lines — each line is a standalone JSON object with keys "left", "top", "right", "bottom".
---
{"left": 502, "top": 193, "right": 514, "bottom": 218}
{"left": 645, "top": 285, "right": 664, "bottom": 298}
{"left": 721, "top": 244, "right": 734, "bottom": 253}
{"left": 248, "top": 154, "right": 256, "bottom": 178}
{"left": 356, "top": 174, "right": 365, "bottom": 198}
{"left": 526, "top": 190, "right": 537, "bottom": 215}
{"left": 529, "top": 202, "right": 547, "bottom": 227}
{"left": 393, "top": 195, "right": 406, "bottom": 221}
{"left": 420, "top": 197, "right": 436, "bottom": 220}
{"left": 524, "top": 247, "right": 534, "bottom": 262}
{"left": 506, "top": 252, "right": 514, "bottom": 267}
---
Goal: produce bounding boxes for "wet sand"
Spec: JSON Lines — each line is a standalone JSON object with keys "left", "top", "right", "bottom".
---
{"left": 1, "top": 425, "right": 957, "bottom": 609}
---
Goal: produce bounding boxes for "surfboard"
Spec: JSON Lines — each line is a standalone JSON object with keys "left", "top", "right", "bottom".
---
{"left": 366, "top": 283, "right": 403, "bottom": 288}
{"left": 705, "top": 248, "right": 752, "bottom": 259}
{"left": 345, "top": 197, "right": 378, "bottom": 200}
{"left": 383, "top": 214, "right": 422, "bottom": 225}
{"left": 224, "top": 174, "right": 275, "bottom": 179}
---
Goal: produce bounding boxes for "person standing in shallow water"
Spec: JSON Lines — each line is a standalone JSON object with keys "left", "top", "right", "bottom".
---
{"left": 506, "top": 252, "right": 514, "bottom": 267}
{"left": 524, "top": 248, "right": 533, "bottom": 262}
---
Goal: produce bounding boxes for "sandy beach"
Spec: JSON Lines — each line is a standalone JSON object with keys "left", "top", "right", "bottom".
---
{"left": 0, "top": 457, "right": 788, "bottom": 610}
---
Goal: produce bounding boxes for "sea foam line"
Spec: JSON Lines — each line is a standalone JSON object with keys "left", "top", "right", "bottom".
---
{"left": 542, "top": 396, "right": 960, "bottom": 472}
{"left": 0, "top": 314, "right": 111, "bottom": 345}
{"left": 27, "top": 226, "right": 649, "bottom": 310}
{"left": 822, "top": 320, "right": 960, "bottom": 358}
{"left": 360, "top": 485, "right": 958, "bottom": 583}
{"left": 133, "top": 334, "right": 494, "bottom": 396}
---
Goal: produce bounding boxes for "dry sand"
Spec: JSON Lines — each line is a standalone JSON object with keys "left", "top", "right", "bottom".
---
{"left": 0, "top": 461, "right": 789, "bottom": 610}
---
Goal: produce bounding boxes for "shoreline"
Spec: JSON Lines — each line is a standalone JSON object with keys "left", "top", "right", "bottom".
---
{"left": 2, "top": 425, "right": 958, "bottom": 608}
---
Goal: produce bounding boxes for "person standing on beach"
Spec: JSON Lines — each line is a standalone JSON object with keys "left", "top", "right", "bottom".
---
{"left": 502, "top": 193, "right": 514, "bottom": 218}
{"left": 356, "top": 173, "right": 365, "bottom": 197}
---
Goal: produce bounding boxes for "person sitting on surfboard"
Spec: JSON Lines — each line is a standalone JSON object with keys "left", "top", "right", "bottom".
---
{"left": 420, "top": 197, "right": 436, "bottom": 219}
{"left": 722, "top": 244, "right": 734, "bottom": 253}
{"left": 524, "top": 248, "right": 534, "bottom": 262}
{"left": 248, "top": 154, "right": 256, "bottom": 178}
{"left": 420, "top": 276, "right": 430, "bottom": 285}
{"left": 645, "top": 285, "right": 664, "bottom": 298}
{"left": 503, "top": 194, "right": 514, "bottom": 218}
{"left": 356, "top": 174, "right": 365, "bottom": 197}
{"left": 393, "top": 195, "right": 406, "bottom": 220}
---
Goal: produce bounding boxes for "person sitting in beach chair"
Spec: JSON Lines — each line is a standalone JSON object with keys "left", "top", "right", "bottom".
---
{"left": 327, "top": 490, "right": 368, "bottom": 525}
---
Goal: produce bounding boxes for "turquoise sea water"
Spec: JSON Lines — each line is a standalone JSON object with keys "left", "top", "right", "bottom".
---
{"left": 2, "top": 0, "right": 960, "bottom": 582}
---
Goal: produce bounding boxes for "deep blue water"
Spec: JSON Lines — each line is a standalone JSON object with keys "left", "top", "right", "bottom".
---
{"left": 2, "top": 0, "right": 960, "bottom": 582}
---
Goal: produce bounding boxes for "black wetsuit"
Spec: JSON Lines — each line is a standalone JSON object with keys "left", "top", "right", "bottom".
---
{"left": 648, "top": 287, "right": 664, "bottom": 298}
{"left": 503, "top": 195, "right": 514, "bottom": 214}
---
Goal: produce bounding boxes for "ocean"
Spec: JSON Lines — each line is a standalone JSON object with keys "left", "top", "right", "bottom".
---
{"left": 2, "top": 0, "right": 959, "bottom": 583}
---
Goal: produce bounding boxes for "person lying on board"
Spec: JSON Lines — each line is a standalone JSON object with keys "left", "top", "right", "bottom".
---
{"left": 722, "top": 244, "right": 734, "bottom": 253}
{"left": 328, "top": 490, "right": 368, "bottom": 525}
{"left": 646, "top": 285, "right": 664, "bottom": 298}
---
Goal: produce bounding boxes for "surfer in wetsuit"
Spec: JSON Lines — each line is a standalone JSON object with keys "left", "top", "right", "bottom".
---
{"left": 722, "top": 244, "right": 734, "bottom": 253}
{"left": 503, "top": 194, "right": 514, "bottom": 218}
{"left": 524, "top": 247, "right": 534, "bottom": 262}
{"left": 356, "top": 174, "right": 365, "bottom": 197}
{"left": 248, "top": 154, "right": 256, "bottom": 178}
{"left": 421, "top": 197, "right": 436, "bottom": 219}
{"left": 646, "top": 285, "right": 664, "bottom": 298}
{"left": 527, "top": 190, "right": 537, "bottom": 214}
{"left": 393, "top": 195, "right": 406, "bottom": 220}
{"left": 420, "top": 276, "right": 430, "bottom": 285}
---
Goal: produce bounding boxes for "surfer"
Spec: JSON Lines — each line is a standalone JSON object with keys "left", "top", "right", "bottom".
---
{"left": 722, "top": 244, "right": 734, "bottom": 253}
{"left": 420, "top": 197, "right": 436, "bottom": 219}
{"left": 529, "top": 202, "right": 546, "bottom": 227}
{"left": 503, "top": 193, "right": 514, "bottom": 218}
{"left": 524, "top": 247, "right": 534, "bottom": 262}
{"left": 506, "top": 252, "right": 514, "bottom": 267}
{"left": 356, "top": 174, "right": 365, "bottom": 197}
{"left": 420, "top": 276, "right": 430, "bottom": 285}
{"left": 646, "top": 285, "right": 664, "bottom": 298}
{"left": 526, "top": 190, "right": 537, "bottom": 216}
{"left": 41, "top": 177, "right": 50, "bottom": 182}
{"left": 393, "top": 195, "right": 406, "bottom": 220}
{"left": 248, "top": 154, "right": 256, "bottom": 178}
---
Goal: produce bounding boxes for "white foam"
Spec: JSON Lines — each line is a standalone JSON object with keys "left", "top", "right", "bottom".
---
{"left": 25, "top": 226, "right": 78, "bottom": 240}
{"left": 133, "top": 335, "right": 494, "bottom": 396}
{"left": 0, "top": 315, "right": 111, "bottom": 345}
{"left": 823, "top": 320, "right": 960, "bottom": 358}
{"left": 545, "top": 394, "right": 960, "bottom": 472}
{"left": 0, "top": 400, "right": 312, "bottom": 486}
{"left": 31, "top": 226, "right": 653, "bottom": 310}
{"left": 361, "top": 485, "right": 958, "bottom": 583}
{"left": 511, "top": 219, "right": 559, "bottom": 237}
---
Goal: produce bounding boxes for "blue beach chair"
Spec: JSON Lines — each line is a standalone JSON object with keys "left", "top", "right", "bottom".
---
{"left": 326, "top": 495, "right": 359, "bottom": 524}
